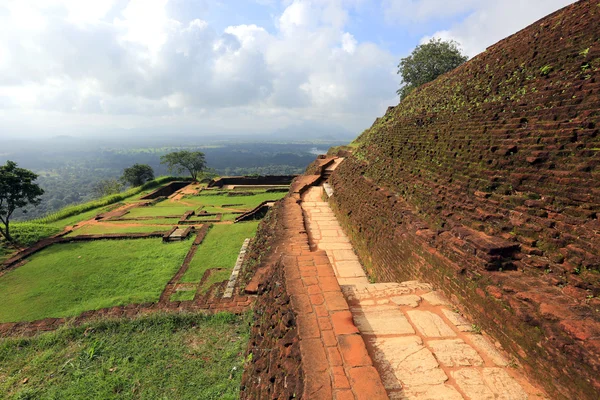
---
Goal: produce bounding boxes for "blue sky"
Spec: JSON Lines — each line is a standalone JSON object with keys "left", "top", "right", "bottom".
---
{"left": 0, "top": 0, "right": 576, "bottom": 138}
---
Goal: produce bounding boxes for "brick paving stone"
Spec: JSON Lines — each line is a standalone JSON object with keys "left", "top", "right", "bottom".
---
{"left": 332, "top": 366, "right": 351, "bottom": 389}
{"left": 353, "top": 307, "right": 415, "bottom": 335}
{"left": 466, "top": 333, "right": 509, "bottom": 367}
{"left": 338, "top": 277, "right": 370, "bottom": 285}
{"left": 332, "top": 311, "right": 360, "bottom": 335}
{"left": 421, "top": 291, "right": 451, "bottom": 306}
{"left": 327, "top": 346, "right": 343, "bottom": 365}
{"left": 390, "top": 295, "right": 422, "bottom": 308}
{"left": 450, "top": 368, "right": 530, "bottom": 400}
{"left": 338, "top": 334, "right": 373, "bottom": 367}
{"left": 324, "top": 291, "right": 349, "bottom": 311}
{"left": 401, "top": 384, "right": 464, "bottom": 400}
{"left": 322, "top": 330, "right": 338, "bottom": 347}
{"left": 347, "top": 366, "right": 389, "bottom": 400}
{"left": 428, "top": 339, "right": 484, "bottom": 367}
{"left": 441, "top": 309, "right": 473, "bottom": 332}
{"left": 297, "top": 314, "right": 321, "bottom": 339}
{"left": 332, "top": 249, "right": 359, "bottom": 261}
{"left": 335, "top": 389, "right": 355, "bottom": 400}
{"left": 406, "top": 310, "right": 457, "bottom": 337}
{"left": 367, "top": 336, "right": 448, "bottom": 388}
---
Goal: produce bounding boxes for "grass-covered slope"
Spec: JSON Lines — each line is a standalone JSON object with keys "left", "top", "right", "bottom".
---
{"left": 0, "top": 312, "right": 248, "bottom": 400}
{"left": 0, "top": 239, "right": 192, "bottom": 323}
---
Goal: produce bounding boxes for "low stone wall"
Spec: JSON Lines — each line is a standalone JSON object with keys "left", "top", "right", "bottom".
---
{"left": 140, "top": 181, "right": 191, "bottom": 200}
{"left": 240, "top": 257, "right": 303, "bottom": 399}
{"left": 208, "top": 175, "right": 296, "bottom": 188}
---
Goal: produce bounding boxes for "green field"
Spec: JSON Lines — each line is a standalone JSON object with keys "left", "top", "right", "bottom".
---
{"left": 0, "top": 312, "right": 249, "bottom": 399}
{"left": 189, "top": 191, "right": 286, "bottom": 209}
{"left": 182, "top": 222, "right": 259, "bottom": 283}
{"left": 0, "top": 239, "right": 192, "bottom": 323}
{"left": 66, "top": 224, "right": 169, "bottom": 237}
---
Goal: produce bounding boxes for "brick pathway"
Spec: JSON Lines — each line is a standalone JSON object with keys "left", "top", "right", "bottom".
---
{"left": 302, "top": 185, "right": 547, "bottom": 400}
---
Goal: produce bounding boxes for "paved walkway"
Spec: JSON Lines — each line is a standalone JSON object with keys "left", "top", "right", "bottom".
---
{"left": 301, "top": 185, "right": 546, "bottom": 400}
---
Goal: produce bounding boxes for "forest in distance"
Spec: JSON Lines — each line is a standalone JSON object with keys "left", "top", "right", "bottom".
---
{"left": 0, "top": 135, "right": 345, "bottom": 221}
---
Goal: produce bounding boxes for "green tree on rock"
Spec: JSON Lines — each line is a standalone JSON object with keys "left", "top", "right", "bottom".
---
{"left": 0, "top": 161, "right": 44, "bottom": 242}
{"left": 121, "top": 164, "right": 154, "bottom": 187}
{"left": 160, "top": 151, "right": 207, "bottom": 181}
{"left": 397, "top": 38, "right": 468, "bottom": 100}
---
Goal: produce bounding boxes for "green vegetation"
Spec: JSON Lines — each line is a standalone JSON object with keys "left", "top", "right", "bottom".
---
{"left": 190, "top": 191, "right": 286, "bottom": 209}
{"left": 125, "top": 205, "right": 191, "bottom": 218}
{"left": 0, "top": 161, "right": 45, "bottom": 243}
{"left": 31, "top": 177, "right": 179, "bottom": 225}
{"left": 121, "top": 163, "right": 155, "bottom": 187}
{"left": 0, "top": 239, "right": 192, "bottom": 323}
{"left": 397, "top": 38, "right": 468, "bottom": 100}
{"left": 66, "top": 224, "right": 168, "bottom": 236}
{"left": 9, "top": 223, "right": 62, "bottom": 246}
{"left": 182, "top": 222, "right": 258, "bottom": 283}
{"left": 199, "top": 269, "right": 232, "bottom": 294}
{"left": 0, "top": 312, "right": 249, "bottom": 399}
{"left": 170, "top": 289, "right": 196, "bottom": 302}
{"left": 161, "top": 150, "right": 207, "bottom": 181}
{"left": 110, "top": 218, "right": 181, "bottom": 225}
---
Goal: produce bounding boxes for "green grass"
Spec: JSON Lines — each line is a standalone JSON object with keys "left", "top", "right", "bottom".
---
{"left": 31, "top": 177, "right": 181, "bottom": 225}
{"left": 170, "top": 289, "right": 197, "bottom": 302}
{"left": 193, "top": 192, "right": 285, "bottom": 210}
{"left": 110, "top": 218, "right": 181, "bottom": 225}
{"left": 199, "top": 269, "right": 232, "bottom": 294}
{"left": 0, "top": 239, "right": 193, "bottom": 323}
{"left": 66, "top": 224, "right": 170, "bottom": 237}
{"left": 0, "top": 312, "right": 249, "bottom": 399}
{"left": 181, "top": 222, "right": 258, "bottom": 283}
{"left": 7, "top": 223, "right": 62, "bottom": 246}
{"left": 125, "top": 206, "right": 191, "bottom": 218}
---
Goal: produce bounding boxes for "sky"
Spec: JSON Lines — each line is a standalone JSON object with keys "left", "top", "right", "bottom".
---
{"left": 0, "top": 0, "right": 576, "bottom": 139}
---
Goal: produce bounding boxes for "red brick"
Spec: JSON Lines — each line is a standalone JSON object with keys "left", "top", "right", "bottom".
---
{"left": 326, "top": 346, "right": 343, "bottom": 366}
{"left": 310, "top": 294, "right": 325, "bottom": 306}
{"left": 317, "top": 264, "right": 336, "bottom": 277}
{"left": 297, "top": 314, "right": 320, "bottom": 339}
{"left": 332, "top": 366, "right": 351, "bottom": 389}
{"left": 287, "top": 279, "right": 304, "bottom": 296}
{"left": 302, "top": 276, "right": 319, "bottom": 286}
{"left": 335, "top": 390, "right": 355, "bottom": 400}
{"left": 307, "top": 284, "right": 322, "bottom": 295}
{"left": 318, "top": 316, "right": 333, "bottom": 331}
{"left": 338, "top": 334, "right": 372, "bottom": 367}
{"left": 314, "top": 304, "right": 329, "bottom": 317}
{"left": 348, "top": 366, "right": 387, "bottom": 400}
{"left": 319, "top": 276, "right": 341, "bottom": 292}
{"left": 298, "top": 260, "right": 315, "bottom": 267}
{"left": 322, "top": 330, "right": 338, "bottom": 347}
{"left": 324, "top": 291, "right": 349, "bottom": 311}
{"left": 331, "top": 311, "right": 359, "bottom": 335}
{"left": 291, "top": 294, "right": 312, "bottom": 314}
{"left": 301, "top": 269, "right": 317, "bottom": 277}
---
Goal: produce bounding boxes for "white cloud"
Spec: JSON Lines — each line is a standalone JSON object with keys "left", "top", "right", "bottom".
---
{"left": 396, "top": 0, "right": 577, "bottom": 57}
{"left": 0, "top": 0, "right": 399, "bottom": 137}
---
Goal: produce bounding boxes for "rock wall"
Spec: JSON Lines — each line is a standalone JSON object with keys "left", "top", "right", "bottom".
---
{"left": 240, "top": 258, "right": 303, "bottom": 400}
{"left": 329, "top": 1, "right": 600, "bottom": 398}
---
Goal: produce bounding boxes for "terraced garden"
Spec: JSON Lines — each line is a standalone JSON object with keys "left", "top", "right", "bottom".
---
{"left": 0, "top": 180, "right": 288, "bottom": 324}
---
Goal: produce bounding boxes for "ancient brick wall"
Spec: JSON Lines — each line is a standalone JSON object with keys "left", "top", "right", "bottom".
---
{"left": 140, "top": 181, "right": 191, "bottom": 199}
{"left": 329, "top": 1, "right": 600, "bottom": 398}
{"left": 239, "top": 258, "right": 303, "bottom": 400}
{"left": 207, "top": 175, "right": 296, "bottom": 188}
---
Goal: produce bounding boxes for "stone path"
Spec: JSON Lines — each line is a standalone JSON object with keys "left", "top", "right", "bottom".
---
{"left": 301, "top": 185, "right": 546, "bottom": 400}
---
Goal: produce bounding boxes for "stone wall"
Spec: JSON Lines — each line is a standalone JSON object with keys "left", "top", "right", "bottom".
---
{"left": 140, "top": 181, "right": 191, "bottom": 199}
{"left": 240, "top": 258, "right": 303, "bottom": 399}
{"left": 208, "top": 175, "right": 296, "bottom": 188}
{"left": 329, "top": 1, "right": 600, "bottom": 398}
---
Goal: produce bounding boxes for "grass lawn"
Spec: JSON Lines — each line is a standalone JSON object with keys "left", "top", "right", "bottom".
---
{"left": 181, "top": 222, "right": 259, "bottom": 283}
{"left": 193, "top": 192, "right": 286, "bottom": 210}
{"left": 0, "top": 239, "right": 192, "bottom": 323}
{"left": 111, "top": 218, "right": 181, "bottom": 225}
{"left": 125, "top": 206, "right": 191, "bottom": 218}
{"left": 170, "top": 289, "right": 196, "bottom": 302}
{"left": 0, "top": 312, "right": 249, "bottom": 400}
{"left": 66, "top": 224, "right": 170, "bottom": 237}
{"left": 199, "top": 269, "right": 232, "bottom": 294}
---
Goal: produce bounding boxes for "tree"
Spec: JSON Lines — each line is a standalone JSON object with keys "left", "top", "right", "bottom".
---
{"left": 397, "top": 38, "right": 468, "bottom": 100}
{"left": 92, "top": 178, "right": 123, "bottom": 198}
{"left": 0, "top": 161, "right": 44, "bottom": 242}
{"left": 121, "top": 164, "right": 154, "bottom": 187}
{"left": 160, "top": 151, "right": 207, "bottom": 181}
